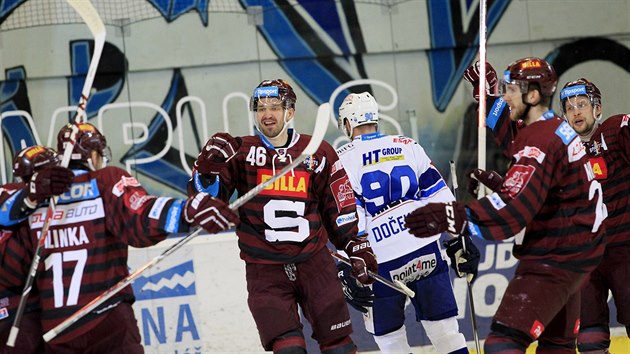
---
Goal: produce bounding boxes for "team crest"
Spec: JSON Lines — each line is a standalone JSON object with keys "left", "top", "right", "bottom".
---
{"left": 587, "top": 140, "right": 603, "bottom": 156}
{"left": 501, "top": 164, "right": 535, "bottom": 198}
{"left": 303, "top": 155, "right": 319, "bottom": 171}
{"left": 330, "top": 177, "right": 355, "bottom": 212}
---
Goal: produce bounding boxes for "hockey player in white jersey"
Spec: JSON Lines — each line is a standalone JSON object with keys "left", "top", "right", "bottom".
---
{"left": 335, "top": 92, "right": 478, "bottom": 354}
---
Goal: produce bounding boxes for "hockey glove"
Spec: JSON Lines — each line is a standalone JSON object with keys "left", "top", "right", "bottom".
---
{"left": 405, "top": 202, "right": 468, "bottom": 238}
{"left": 25, "top": 166, "right": 74, "bottom": 208}
{"left": 337, "top": 262, "right": 374, "bottom": 313}
{"left": 467, "top": 169, "right": 504, "bottom": 197}
{"left": 444, "top": 234, "right": 480, "bottom": 282}
{"left": 463, "top": 61, "right": 498, "bottom": 101}
{"left": 343, "top": 237, "right": 378, "bottom": 285}
{"left": 194, "top": 133, "right": 242, "bottom": 176}
{"left": 184, "top": 192, "right": 239, "bottom": 234}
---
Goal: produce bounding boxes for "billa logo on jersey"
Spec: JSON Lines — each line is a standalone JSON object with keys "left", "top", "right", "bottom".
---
{"left": 588, "top": 157, "right": 607, "bottom": 179}
{"left": 257, "top": 170, "right": 309, "bottom": 197}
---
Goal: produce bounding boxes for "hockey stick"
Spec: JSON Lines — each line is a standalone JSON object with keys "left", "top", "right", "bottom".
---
{"left": 330, "top": 251, "right": 415, "bottom": 298}
{"left": 477, "top": 0, "right": 488, "bottom": 200}
{"left": 43, "top": 103, "right": 332, "bottom": 342}
{"left": 450, "top": 161, "right": 481, "bottom": 354}
{"left": 6, "top": 0, "right": 106, "bottom": 348}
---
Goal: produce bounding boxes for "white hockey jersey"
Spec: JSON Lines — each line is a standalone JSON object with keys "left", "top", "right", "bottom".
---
{"left": 336, "top": 132, "right": 454, "bottom": 263}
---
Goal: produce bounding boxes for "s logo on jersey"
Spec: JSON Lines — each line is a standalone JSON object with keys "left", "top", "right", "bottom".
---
{"left": 258, "top": 170, "right": 309, "bottom": 198}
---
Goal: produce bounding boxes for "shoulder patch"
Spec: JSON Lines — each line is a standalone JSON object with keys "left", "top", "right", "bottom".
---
{"left": 513, "top": 146, "right": 546, "bottom": 164}
{"left": 567, "top": 137, "right": 586, "bottom": 163}
{"left": 555, "top": 121, "right": 577, "bottom": 145}
{"left": 621, "top": 114, "right": 629, "bottom": 127}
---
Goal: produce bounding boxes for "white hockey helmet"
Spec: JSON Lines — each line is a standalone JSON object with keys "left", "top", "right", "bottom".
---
{"left": 337, "top": 92, "right": 379, "bottom": 138}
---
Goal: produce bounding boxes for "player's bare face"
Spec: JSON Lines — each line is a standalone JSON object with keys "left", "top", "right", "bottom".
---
{"left": 564, "top": 96, "right": 597, "bottom": 136}
{"left": 256, "top": 98, "right": 290, "bottom": 138}
{"left": 501, "top": 84, "right": 526, "bottom": 121}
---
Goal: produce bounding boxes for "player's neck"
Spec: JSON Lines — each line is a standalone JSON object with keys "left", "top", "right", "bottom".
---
{"left": 351, "top": 125, "right": 378, "bottom": 139}
{"left": 523, "top": 105, "right": 551, "bottom": 126}
{"left": 268, "top": 129, "right": 291, "bottom": 148}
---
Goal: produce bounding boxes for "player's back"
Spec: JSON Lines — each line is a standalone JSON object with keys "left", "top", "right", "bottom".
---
{"left": 336, "top": 132, "right": 453, "bottom": 262}
{"left": 22, "top": 166, "right": 168, "bottom": 341}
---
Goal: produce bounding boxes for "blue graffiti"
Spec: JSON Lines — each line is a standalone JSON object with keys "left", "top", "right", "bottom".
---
{"left": 146, "top": 0, "right": 209, "bottom": 25}
{"left": 238, "top": 0, "right": 355, "bottom": 109}
{"left": 68, "top": 40, "right": 123, "bottom": 120}
{"left": 121, "top": 69, "right": 193, "bottom": 193}
{"left": 0, "top": 0, "right": 25, "bottom": 24}
{"left": 427, "top": 0, "right": 511, "bottom": 112}
{"left": 1, "top": 67, "right": 37, "bottom": 154}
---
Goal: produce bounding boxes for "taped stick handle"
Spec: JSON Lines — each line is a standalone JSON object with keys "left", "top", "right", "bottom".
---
{"left": 330, "top": 251, "right": 415, "bottom": 298}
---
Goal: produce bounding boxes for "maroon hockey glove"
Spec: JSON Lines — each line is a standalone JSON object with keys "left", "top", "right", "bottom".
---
{"left": 343, "top": 237, "right": 378, "bottom": 285}
{"left": 463, "top": 61, "right": 498, "bottom": 101}
{"left": 444, "top": 235, "right": 480, "bottom": 282}
{"left": 184, "top": 192, "right": 239, "bottom": 234}
{"left": 405, "top": 202, "right": 468, "bottom": 238}
{"left": 194, "top": 133, "right": 242, "bottom": 176}
{"left": 467, "top": 169, "right": 504, "bottom": 197}
{"left": 26, "top": 166, "right": 74, "bottom": 207}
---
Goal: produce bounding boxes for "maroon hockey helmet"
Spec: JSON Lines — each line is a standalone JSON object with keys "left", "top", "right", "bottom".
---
{"left": 56, "top": 122, "right": 108, "bottom": 163}
{"left": 249, "top": 79, "right": 297, "bottom": 111}
{"left": 12, "top": 145, "right": 61, "bottom": 183}
{"left": 500, "top": 57, "right": 557, "bottom": 97}
{"left": 559, "top": 78, "right": 602, "bottom": 115}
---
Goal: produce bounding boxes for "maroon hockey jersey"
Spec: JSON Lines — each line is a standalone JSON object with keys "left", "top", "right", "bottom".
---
{"left": 201, "top": 131, "right": 358, "bottom": 264}
{"left": 0, "top": 166, "right": 188, "bottom": 342}
{"left": 588, "top": 114, "right": 630, "bottom": 248}
{"left": 0, "top": 183, "right": 40, "bottom": 331}
{"left": 466, "top": 117, "right": 606, "bottom": 274}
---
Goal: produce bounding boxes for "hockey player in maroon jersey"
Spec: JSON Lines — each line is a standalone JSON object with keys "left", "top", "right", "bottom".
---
{"left": 406, "top": 58, "right": 607, "bottom": 353}
{"left": 0, "top": 146, "right": 74, "bottom": 227}
{"left": 559, "top": 78, "right": 630, "bottom": 353}
{"left": 0, "top": 145, "right": 73, "bottom": 354}
{"left": 190, "top": 79, "right": 377, "bottom": 354}
{"left": 1, "top": 123, "right": 238, "bottom": 353}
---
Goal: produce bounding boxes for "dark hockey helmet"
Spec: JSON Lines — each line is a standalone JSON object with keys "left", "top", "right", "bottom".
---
{"left": 559, "top": 78, "right": 602, "bottom": 115}
{"left": 500, "top": 57, "right": 557, "bottom": 97}
{"left": 56, "top": 122, "right": 108, "bottom": 163}
{"left": 250, "top": 79, "right": 297, "bottom": 111}
{"left": 12, "top": 145, "right": 61, "bottom": 183}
